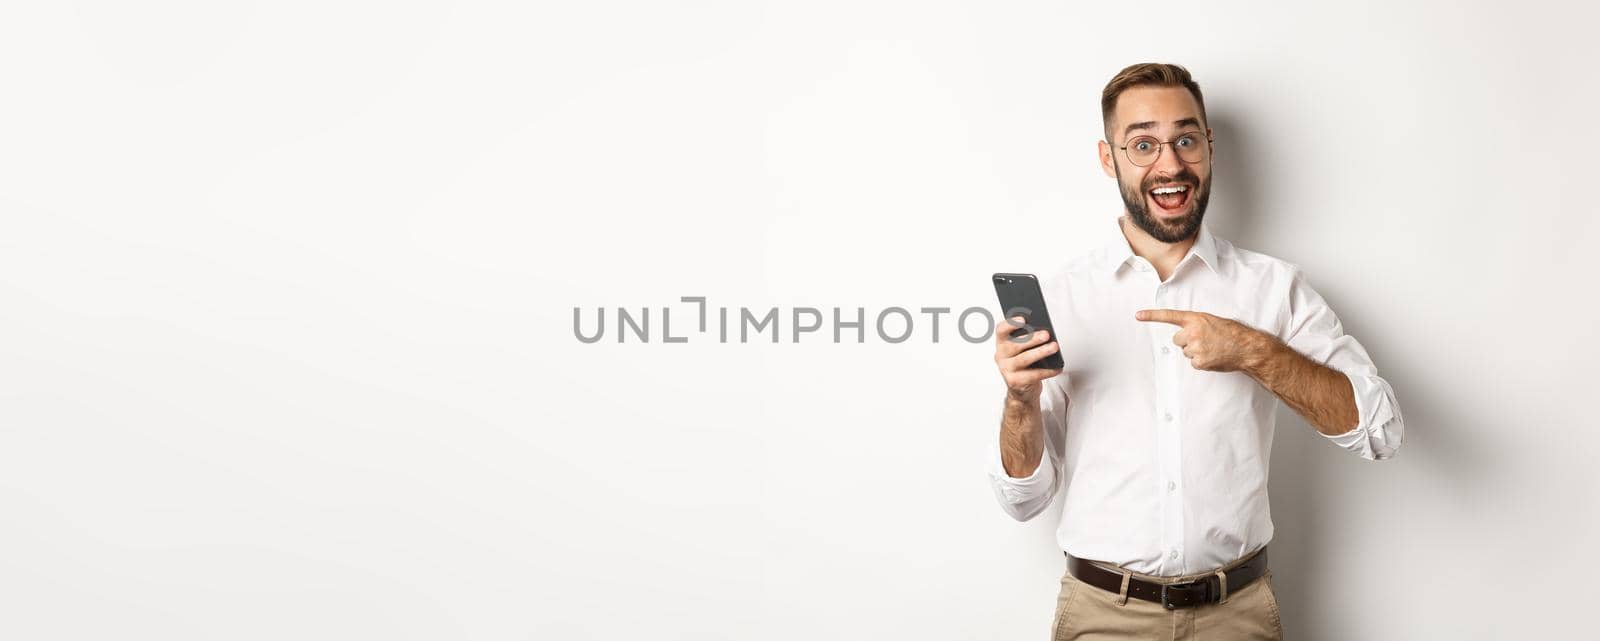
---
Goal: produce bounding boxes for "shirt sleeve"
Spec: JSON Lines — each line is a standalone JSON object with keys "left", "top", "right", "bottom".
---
{"left": 1280, "top": 267, "right": 1405, "bottom": 461}
{"left": 986, "top": 375, "right": 1069, "bottom": 521}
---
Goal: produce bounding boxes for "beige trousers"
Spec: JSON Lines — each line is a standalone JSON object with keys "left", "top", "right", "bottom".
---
{"left": 1049, "top": 561, "right": 1284, "bottom": 640}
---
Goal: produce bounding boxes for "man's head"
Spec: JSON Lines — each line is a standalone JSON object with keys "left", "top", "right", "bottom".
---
{"left": 1097, "top": 63, "right": 1214, "bottom": 243}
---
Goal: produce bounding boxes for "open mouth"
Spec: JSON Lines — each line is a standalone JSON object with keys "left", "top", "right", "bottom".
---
{"left": 1147, "top": 183, "right": 1192, "bottom": 215}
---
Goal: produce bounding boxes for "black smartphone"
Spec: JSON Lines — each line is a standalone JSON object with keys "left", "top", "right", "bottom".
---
{"left": 991, "top": 273, "right": 1064, "bottom": 370}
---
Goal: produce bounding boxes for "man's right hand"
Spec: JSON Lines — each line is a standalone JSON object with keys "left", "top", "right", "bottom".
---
{"left": 993, "top": 316, "right": 1064, "bottom": 401}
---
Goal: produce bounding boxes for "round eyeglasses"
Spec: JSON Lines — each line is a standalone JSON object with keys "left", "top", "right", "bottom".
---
{"left": 1115, "top": 132, "right": 1212, "bottom": 167}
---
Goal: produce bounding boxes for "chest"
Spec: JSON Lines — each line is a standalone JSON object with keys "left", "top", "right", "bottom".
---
{"left": 1046, "top": 268, "right": 1287, "bottom": 418}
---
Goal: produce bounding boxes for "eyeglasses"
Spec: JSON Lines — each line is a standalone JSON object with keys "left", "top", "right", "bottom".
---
{"left": 1113, "top": 132, "right": 1212, "bottom": 167}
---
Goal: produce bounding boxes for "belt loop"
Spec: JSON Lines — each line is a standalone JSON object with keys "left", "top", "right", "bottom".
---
{"left": 1215, "top": 569, "right": 1229, "bottom": 605}
{"left": 1116, "top": 570, "right": 1131, "bottom": 606}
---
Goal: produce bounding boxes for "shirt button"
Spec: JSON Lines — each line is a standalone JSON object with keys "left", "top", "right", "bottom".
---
{"left": 1163, "top": 412, "right": 1174, "bottom": 422}
{"left": 1161, "top": 346, "right": 1170, "bottom": 355}
{"left": 1167, "top": 480, "right": 1176, "bottom": 492}
{"left": 1169, "top": 550, "right": 1180, "bottom": 560}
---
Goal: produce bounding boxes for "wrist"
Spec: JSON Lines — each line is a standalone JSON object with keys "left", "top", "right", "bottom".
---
{"left": 1005, "top": 386, "right": 1041, "bottom": 405}
{"left": 1241, "top": 331, "right": 1282, "bottom": 379}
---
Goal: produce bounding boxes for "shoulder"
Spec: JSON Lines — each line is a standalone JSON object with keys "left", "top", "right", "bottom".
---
{"left": 1036, "top": 246, "right": 1111, "bottom": 296}
{"left": 1214, "top": 236, "right": 1306, "bottom": 286}
{"left": 1058, "top": 248, "right": 1108, "bottom": 277}
{"left": 1212, "top": 237, "right": 1342, "bottom": 334}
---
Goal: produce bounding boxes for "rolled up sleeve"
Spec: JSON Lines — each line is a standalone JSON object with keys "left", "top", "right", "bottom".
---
{"left": 1281, "top": 267, "right": 1406, "bottom": 461}
{"left": 986, "top": 376, "right": 1068, "bottom": 521}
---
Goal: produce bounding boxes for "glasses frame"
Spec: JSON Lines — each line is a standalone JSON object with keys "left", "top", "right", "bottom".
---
{"left": 1113, "top": 132, "right": 1214, "bottom": 167}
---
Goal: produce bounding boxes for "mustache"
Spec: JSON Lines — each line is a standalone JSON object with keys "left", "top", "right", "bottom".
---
{"left": 1142, "top": 169, "right": 1200, "bottom": 192}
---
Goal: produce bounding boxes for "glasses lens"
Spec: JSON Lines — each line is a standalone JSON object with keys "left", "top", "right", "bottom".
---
{"left": 1126, "top": 136, "right": 1160, "bottom": 166}
{"left": 1174, "top": 133, "right": 1207, "bottom": 163}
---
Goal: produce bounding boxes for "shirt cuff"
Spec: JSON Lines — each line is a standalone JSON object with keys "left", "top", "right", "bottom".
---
{"left": 1321, "top": 372, "right": 1400, "bottom": 459}
{"left": 987, "top": 439, "right": 1055, "bottom": 504}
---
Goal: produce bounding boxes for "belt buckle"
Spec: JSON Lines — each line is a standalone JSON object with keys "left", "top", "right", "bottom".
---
{"left": 1159, "top": 580, "right": 1208, "bottom": 610}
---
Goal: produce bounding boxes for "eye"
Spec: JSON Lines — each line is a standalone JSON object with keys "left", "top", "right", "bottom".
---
{"left": 1133, "top": 140, "right": 1154, "bottom": 152}
{"left": 1176, "top": 134, "right": 1198, "bottom": 148}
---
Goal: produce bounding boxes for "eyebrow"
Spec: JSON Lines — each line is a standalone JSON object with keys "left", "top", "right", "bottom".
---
{"left": 1123, "top": 117, "right": 1202, "bottom": 137}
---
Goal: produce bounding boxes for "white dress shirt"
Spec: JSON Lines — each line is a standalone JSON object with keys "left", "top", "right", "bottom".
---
{"left": 988, "top": 219, "right": 1404, "bottom": 576}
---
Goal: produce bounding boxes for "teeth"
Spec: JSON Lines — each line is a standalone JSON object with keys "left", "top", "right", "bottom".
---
{"left": 1151, "top": 186, "right": 1189, "bottom": 195}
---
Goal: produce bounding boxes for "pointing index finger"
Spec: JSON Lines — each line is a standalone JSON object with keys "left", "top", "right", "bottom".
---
{"left": 1136, "top": 309, "right": 1194, "bottom": 326}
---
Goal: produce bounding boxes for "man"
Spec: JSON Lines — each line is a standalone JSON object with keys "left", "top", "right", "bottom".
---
{"left": 987, "top": 63, "right": 1404, "bottom": 640}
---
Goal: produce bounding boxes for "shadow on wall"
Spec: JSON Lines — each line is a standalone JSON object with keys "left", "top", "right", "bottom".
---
{"left": 1203, "top": 105, "right": 1496, "bottom": 639}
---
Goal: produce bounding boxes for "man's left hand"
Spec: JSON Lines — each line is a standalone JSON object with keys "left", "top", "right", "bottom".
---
{"left": 1135, "top": 309, "right": 1272, "bottom": 373}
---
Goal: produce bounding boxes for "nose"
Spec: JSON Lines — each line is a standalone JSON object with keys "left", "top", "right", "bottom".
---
{"left": 1151, "top": 140, "right": 1186, "bottom": 176}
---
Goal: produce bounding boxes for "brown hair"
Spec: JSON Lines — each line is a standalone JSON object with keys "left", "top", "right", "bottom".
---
{"left": 1100, "top": 63, "right": 1207, "bottom": 140}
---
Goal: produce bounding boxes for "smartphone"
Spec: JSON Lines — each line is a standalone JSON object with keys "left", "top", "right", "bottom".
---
{"left": 991, "top": 273, "right": 1064, "bottom": 370}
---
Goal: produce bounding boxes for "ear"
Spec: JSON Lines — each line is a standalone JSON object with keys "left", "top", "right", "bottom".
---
{"left": 1099, "top": 139, "right": 1116, "bottom": 178}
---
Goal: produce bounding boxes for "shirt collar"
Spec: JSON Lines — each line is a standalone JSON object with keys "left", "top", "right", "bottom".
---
{"left": 1100, "top": 217, "right": 1221, "bottom": 275}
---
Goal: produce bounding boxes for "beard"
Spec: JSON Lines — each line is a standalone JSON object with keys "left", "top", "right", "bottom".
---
{"left": 1115, "top": 164, "right": 1211, "bottom": 243}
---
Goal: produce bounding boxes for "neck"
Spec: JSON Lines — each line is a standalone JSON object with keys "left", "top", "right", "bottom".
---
{"left": 1118, "top": 215, "right": 1195, "bottom": 282}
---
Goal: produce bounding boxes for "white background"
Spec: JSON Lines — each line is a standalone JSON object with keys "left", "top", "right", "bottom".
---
{"left": 2, "top": 1, "right": 1596, "bottom": 639}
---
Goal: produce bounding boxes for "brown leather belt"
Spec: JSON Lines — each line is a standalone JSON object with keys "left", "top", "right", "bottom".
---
{"left": 1065, "top": 546, "right": 1268, "bottom": 610}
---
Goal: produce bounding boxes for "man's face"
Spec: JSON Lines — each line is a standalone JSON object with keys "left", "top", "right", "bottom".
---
{"left": 1098, "top": 86, "right": 1213, "bottom": 243}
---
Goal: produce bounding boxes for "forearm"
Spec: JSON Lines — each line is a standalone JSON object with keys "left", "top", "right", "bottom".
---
{"left": 1244, "top": 335, "right": 1359, "bottom": 436}
{"left": 999, "top": 391, "right": 1046, "bottom": 477}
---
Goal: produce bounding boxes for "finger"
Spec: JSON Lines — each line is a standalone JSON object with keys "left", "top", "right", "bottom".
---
{"left": 1005, "top": 340, "right": 1060, "bottom": 369}
{"left": 994, "top": 316, "right": 1024, "bottom": 333}
{"left": 1182, "top": 344, "right": 1197, "bottom": 359}
{"left": 1172, "top": 329, "right": 1190, "bottom": 347}
{"left": 1004, "top": 339, "right": 1060, "bottom": 370}
{"left": 994, "top": 316, "right": 1036, "bottom": 345}
{"left": 1006, "top": 320, "right": 1046, "bottom": 344}
{"left": 1004, "top": 329, "right": 1051, "bottom": 355}
{"left": 995, "top": 328, "right": 1050, "bottom": 359}
{"left": 1012, "top": 367, "right": 1063, "bottom": 386}
{"left": 1136, "top": 309, "right": 1193, "bottom": 326}
{"left": 993, "top": 316, "right": 1022, "bottom": 355}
